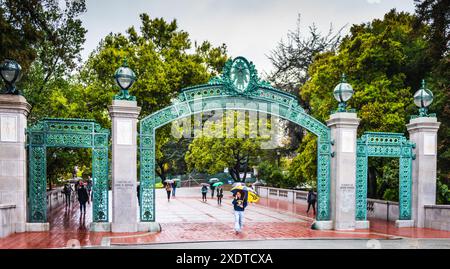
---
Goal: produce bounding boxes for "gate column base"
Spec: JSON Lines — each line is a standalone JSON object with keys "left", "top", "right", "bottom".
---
{"left": 138, "top": 222, "right": 161, "bottom": 232}
{"left": 26, "top": 222, "right": 49, "bottom": 232}
{"left": 89, "top": 222, "right": 111, "bottom": 232}
{"left": 112, "top": 223, "right": 138, "bottom": 233}
{"left": 395, "top": 220, "right": 415, "bottom": 228}
{"left": 355, "top": 220, "right": 370, "bottom": 229}
{"left": 311, "top": 220, "right": 333, "bottom": 230}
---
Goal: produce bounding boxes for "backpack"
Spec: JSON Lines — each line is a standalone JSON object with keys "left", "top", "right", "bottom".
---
{"left": 310, "top": 192, "right": 317, "bottom": 201}
{"left": 201, "top": 186, "right": 207, "bottom": 193}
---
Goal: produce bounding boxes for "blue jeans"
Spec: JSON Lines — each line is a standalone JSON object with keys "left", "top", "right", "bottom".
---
{"left": 234, "top": 211, "right": 244, "bottom": 232}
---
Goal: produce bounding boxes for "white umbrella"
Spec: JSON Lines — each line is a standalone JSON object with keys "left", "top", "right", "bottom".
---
{"left": 208, "top": 178, "right": 220, "bottom": 183}
{"left": 164, "top": 179, "right": 174, "bottom": 184}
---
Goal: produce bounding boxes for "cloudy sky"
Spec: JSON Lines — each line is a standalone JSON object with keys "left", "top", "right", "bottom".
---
{"left": 80, "top": 0, "right": 416, "bottom": 76}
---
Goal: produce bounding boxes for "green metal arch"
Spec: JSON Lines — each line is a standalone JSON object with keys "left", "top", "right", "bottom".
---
{"left": 139, "top": 57, "right": 332, "bottom": 222}
{"left": 27, "top": 118, "right": 110, "bottom": 223}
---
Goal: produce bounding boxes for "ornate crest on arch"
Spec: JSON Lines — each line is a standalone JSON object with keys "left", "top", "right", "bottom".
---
{"left": 208, "top": 56, "right": 260, "bottom": 95}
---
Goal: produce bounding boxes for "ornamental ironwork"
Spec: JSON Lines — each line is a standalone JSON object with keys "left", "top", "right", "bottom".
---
{"left": 27, "top": 118, "right": 110, "bottom": 223}
{"left": 139, "top": 56, "right": 332, "bottom": 222}
{"left": 355, "top": 132, "right": 415, "bottom": 221}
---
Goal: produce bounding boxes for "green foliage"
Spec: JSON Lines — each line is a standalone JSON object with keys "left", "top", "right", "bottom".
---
{"left": 287, "top": 10, "right": 450, "bottom": 200}
{"left": 378, "top": 159, "right": 400, "bottom": 201}
{"left": 257, "top": 161, "right": 296, "bottom": 189}
{"left": 185, "top": 111, "right": 267, "bottom": 182}
{"left": 0, "top": 0, "right": 86, "bottom": 75}
{"left": 288, "top": 133, "right": 317, "bottom": 188}
{"left": 79, "top": 13, "right": 227, "bottom": 127}
{"left": 414, "top": 0, "right": 450, "bottom": 193}
{"left": 46, "top": 148, "right": 91, "bottom": 189}
{"left": 77, "top": 13, "right": 227, "bottom": 182}
{"left": 437, "top": 178, "right": 450, "bottom": 204}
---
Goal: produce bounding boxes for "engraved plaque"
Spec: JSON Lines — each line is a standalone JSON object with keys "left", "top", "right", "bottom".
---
{"left": 341, "top": 130, "right": 355, "bottom": 153}
{"left": 116, "top": 119, "right": 132, "bottom": 145}
{"left": 0, "top": 116, "right": 17, "bottom": 142}
{"left": 423, "top": 133, "right": 436, "bottom": 156}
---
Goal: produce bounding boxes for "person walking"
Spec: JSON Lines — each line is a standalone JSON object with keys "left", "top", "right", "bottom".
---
{"left": 86, "top": 179, "right": 92, "bottom": 204}
{"left": 165, "top": 182, "right": 172, "bottom": 202}
{"left": 201, "top": 184, "right": 208, "bottom": 202}
{"left": 77, "top": 183, "right": 89, "bottom": 216}
{"left": 172, "top": 181, "right": 177, "bottom": 197}
{"left": 210, "top": 185, "right": 215, "bottom": 199}
{"left": 306, "top": 189, "right": 317, "bottom": 215}
{"left": 232, "top": 191, "right": 247, "bottom": 234}
{"left": 216, "top": 186, "right": 224, "bottom": 205}
{"left": 62, "top": 184, "right": 71, "bottom": 208}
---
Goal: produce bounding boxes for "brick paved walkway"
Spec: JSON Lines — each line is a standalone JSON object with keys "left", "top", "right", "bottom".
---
{"left": 1, "top": 187, "right": 449, "bottom": 248}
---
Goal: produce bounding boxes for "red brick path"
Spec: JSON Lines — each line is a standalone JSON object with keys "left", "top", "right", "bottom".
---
{"left": 1, "top": 196, "right": 449, "bottom": 248}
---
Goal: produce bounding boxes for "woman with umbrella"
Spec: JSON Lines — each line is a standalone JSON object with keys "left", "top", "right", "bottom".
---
{"left": 230, "top": 184, "right": 260, "bottom": 234}
{"left": 213, "top": 182, "right": 224, "bottom": 205}
{"left": 209, "top": 178, "right": 219, "bottom": 198}
{"left": 232, "top": 190, "right": 247, "bottom": 234}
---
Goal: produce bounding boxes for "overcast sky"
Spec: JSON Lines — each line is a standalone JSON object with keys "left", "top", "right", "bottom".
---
{"left": 80, "top": 0, "right": 416, "bottom": 76}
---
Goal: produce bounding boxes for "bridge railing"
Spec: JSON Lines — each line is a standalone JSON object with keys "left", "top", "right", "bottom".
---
{"left": 255, "top": 186, "right": 308, "bottom": 204}
{"left": 46, "top": 187, "right": 66, "bottom": 211}
{"left": 255, "top": 186, "right": 401, "bottom": 222}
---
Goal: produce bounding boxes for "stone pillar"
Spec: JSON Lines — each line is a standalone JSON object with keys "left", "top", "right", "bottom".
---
{"left": 0, "top": 94, "right": 31, "bottom": 234}
{"left": 326, "top": 112, "right": 360, "bottom": 230}
{"left": 407, "top": 117, "right": 440, "bottom": 228}
{"left": 108, "top": 100, "right": 141, "bottom": 232}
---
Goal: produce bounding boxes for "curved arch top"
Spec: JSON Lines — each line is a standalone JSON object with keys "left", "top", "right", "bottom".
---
{"left": 139, "top": 57, "right": 332, "bottom": 222}
{"left": 142, "top": 56, "right": 330, "bottom": 139}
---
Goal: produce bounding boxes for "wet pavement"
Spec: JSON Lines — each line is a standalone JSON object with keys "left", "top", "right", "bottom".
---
{"left": 1, "top": 187, "right": 449, "bottom": 249}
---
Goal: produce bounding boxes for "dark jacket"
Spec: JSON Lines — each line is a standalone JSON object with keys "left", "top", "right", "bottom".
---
{"left": 307, "top": 191, "right": 317, "bottom": 203}
{"left": 217, "top": 188, "right": 223, "bottom": 198}
{"left": 78, "top": 186, "right": 89, "bottom": 203}
{"left": 232, "top": 197, "right": 247, "bottom": 211}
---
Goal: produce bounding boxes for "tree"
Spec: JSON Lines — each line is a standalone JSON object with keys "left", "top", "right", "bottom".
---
{"left": 415, "top": 0, "right": 450, "bottom": 203}
{"left": 1, "top": 0, "right": 87, "bottom": 111}
{"left": 79, "top": 13, "right": 228, "bottom": 182}
{"left": 289, "top": 10, "right": 433, "bottom": 199}
{"left": 78, "top": 13, "right": 227, "bottom": 127}
{"left": 185, "top": 111, "right": 270, "bottom": 182}
{"left": 267, "top": 14, "right": 343, "bottom": 150}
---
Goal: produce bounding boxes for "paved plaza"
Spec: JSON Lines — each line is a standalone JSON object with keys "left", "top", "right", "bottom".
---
{"left": 0, "top": 187, "right": 449, "bottom": 249}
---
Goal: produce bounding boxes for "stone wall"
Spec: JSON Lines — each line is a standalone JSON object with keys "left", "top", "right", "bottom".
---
{"left": 424, "top": 205, "right": 450, "bottom": 231}
{"left": 0, "top": 204, "right": 15, "bottom": 238}
{"left": 366, "top": 198, "right": 399, "bottom": 222}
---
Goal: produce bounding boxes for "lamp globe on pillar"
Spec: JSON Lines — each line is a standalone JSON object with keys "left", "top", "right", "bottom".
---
{"left": 0, "top": 59, "right": 22, "bottom": 94}
{"left": 113, "top": 58, "right": 136, "bottom": 101}
{"left": 413, "top": 79, "right": 433, "bottom": 117}
{"left": 333, "top": 74, "right": 354, "bottom": 112}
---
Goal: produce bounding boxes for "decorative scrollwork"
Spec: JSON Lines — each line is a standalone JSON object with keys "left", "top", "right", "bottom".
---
{"left": 139, "top": 56, "right": 332, "bottom": 222}
{"left": 355, "top": 132, "right": 413, "bottom": 221}
{"left": 27, "top": 118, "right": 110, "bottom": 223}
